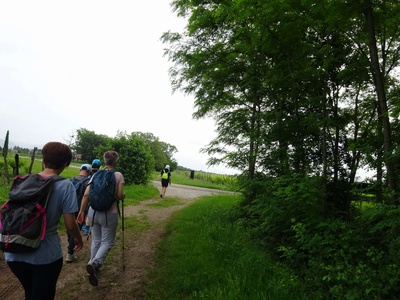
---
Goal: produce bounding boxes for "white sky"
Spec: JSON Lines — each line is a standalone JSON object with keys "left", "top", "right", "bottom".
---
{"left": 0, "top": 1, "right": 238, "bottom": 175}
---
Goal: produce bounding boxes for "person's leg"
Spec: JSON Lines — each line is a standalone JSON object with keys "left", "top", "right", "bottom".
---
{"left": 87, "top": 212, "right": 118, "bottom": 286}
{"left": 161, "top": 179, "right": 168, "bottom": 197}
{"left": 67, "top": 233, "right": 75, "bottom": 255}
{"left": 65, "top": 232, "right": 77, "bottom": 262}
{"left": 87, "top": 210, "right": 103, "bottom": 286}
{"left": 8, "top": 259, "right": 63, "bottom": 300}
{"left": 92, "top": 212, "right": 119, "bottom": 269}
{"left": 7, "top": 261, "right": 33, "bottom": 299}
{"left": 88, "top": 210, "right": 102, "bottom": 261}
{"left": 162, "top": 184, "right": 168, "bottom": 197}
{"left": 91, "top": 223, "right": 102, "bottom": 259}
{"left": 31, "top": 258, "right": 63, "bottom": 300}
{"left": 161, "top": 186, "right": 166, "bottom": 197}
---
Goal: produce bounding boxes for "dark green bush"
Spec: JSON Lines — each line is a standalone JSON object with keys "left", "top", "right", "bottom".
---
{"left": 240, "top": 174, "right": 326, "bottom": 249}
{"left": 240, "top": 174, "right": 400, "bottom": 299}
{"left": 278, "top": 204, "right": 400, "bottom": 299}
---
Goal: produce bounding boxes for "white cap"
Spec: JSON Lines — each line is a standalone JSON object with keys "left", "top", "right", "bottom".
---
{"left": 165, "top": 165, "right": 170, "bottom": 170}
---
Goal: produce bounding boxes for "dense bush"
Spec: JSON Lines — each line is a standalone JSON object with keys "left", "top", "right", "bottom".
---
{"left": 278, "top": 204, "right": 400, "bottom": 299}
{"left": 240, "top": 174, "right": 400, "bottom": 299}
{"left": 95, "top": 133, "right": 154, "bottom": 185}
{"left": 240, "top": 174, "right": 326, "bottom": 249}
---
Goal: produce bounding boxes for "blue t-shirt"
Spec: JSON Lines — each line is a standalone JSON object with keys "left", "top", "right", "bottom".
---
{"left": 5, "top": 179, "right": 78, "bottom": 264}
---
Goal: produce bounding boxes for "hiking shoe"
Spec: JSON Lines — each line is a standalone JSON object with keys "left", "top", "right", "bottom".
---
{"left": 65, "top": 254, "right": 77, "bottom": 263}
{"left": 160, "top": 194, "right": 162, "bottom": 198}
{"left": 86, "top": 263, "right": 98, "bottom": 286}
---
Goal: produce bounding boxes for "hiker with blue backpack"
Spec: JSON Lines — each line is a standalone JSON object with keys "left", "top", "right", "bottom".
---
{"left": 160, "top": 164, "right": 171, "bottom": 198}
{"left": 65, "top": 163, "right": 91, "bottom": 263}
{"left": 91, "top": 158, "right": 101, "bottom": 174}
{"left": 81, "top": 158, "right": 102, "bottom": 235}
{"left": 77, "top": 150, "right": 125, "bottom": 286}
{"left": 2, "top": 142, "right": 83, "bottom": 300}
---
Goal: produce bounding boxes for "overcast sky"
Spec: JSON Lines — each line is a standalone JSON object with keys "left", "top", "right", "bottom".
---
{"left": 0, "top": 1, "right": 238, "bottom": 175}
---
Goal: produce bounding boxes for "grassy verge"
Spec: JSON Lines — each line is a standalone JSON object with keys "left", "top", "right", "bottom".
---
{"left": 152, "top": 170, "right": 237, "bottom": 191}
{"left": 146, "top": 194, "right": 307, "bottom": 300}
{"left": 123, "top": 183, "right": 160, "bottom": 205}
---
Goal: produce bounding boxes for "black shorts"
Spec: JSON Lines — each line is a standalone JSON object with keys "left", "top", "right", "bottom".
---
{"left": 161, "top": 178, "right": 169, "bottom": 187}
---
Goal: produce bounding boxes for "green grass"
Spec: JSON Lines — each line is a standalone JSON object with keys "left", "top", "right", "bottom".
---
{"left": 148, "top": 197, "right": 183, "bottom": 208}
{"left": 152, "top": 170, "right": 237, "bottom": 191}
{"left": 123, "top": 183, "right": 160, "bottom": 205}
{"left": 146, "top": 194, "right": 307, "bottom": 300}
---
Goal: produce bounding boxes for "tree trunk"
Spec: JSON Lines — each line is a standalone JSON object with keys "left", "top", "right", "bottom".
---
{"left": 364, "top": 0, "right": 397, "bottom": 202}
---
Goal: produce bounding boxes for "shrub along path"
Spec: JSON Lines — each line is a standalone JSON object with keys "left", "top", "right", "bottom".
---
{"left": 0, "top": 182, "right": 233, "bottom": 300}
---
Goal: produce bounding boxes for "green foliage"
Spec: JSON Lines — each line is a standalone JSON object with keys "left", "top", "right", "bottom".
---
{"left": 134, "top": 132, "right": 178, "bottom": 171}
{"left": 0, "top": 183, "right": 8, "bottom": 203}
{"left": 147, "top": 194, "right": 307, "bottom": 299}
{"left": 0, "top": 157, "right": 27, "bottom": 179}
{"left": 95, "top": 132, "right": 155, "bottom": 185}
{"left": 191, "top": 171, "right": 235, "bottom": 186}
{"left": 239, "top": 173, "right": 400, "bottom": 298}
{"left": 276, "top": 204, "right": 400, "bottom": 299}
{"left": 240, "top": 174, "right": 327, "bottom": 248}
{"left": 73, "top": 128, "right": 110, "bottom": 162}
{"left": 73, "top": 128, "right": 179, "bottom": 175}
{"left": 164, "top": 0, "right": 400, "bottom": 205}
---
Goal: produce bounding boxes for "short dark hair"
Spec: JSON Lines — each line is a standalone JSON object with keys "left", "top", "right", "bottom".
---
{"left": 42, "top": 142, "right": 72, "bottom": 169}
{"left": 104, "top": 150, "right": 119, "bottom": 166}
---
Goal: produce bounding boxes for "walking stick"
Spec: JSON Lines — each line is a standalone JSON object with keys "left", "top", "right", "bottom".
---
{"left": 121, "top": 198, "right": 125, "bottom": 271}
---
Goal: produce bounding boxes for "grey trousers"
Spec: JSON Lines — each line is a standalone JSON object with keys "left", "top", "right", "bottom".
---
{"left": 87, "top": 208, "right": 119, "bottom": 269}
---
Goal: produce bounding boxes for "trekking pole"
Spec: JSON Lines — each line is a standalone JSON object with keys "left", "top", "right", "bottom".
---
{"left": 121, "top": 197, "right": 125, "bottom": 271}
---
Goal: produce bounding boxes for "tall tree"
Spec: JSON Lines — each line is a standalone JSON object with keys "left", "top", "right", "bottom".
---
{"left": 164, "top": 0, "right": 281, "bottom": 179}
{"left": 362, "top": 0, "right": 400, "bottom": 201}
{"left": 73, "top": 128, "right": 109, "bottom": 162}
{"left": 164, "top": 0, "right": 400, "bottom": 205}
{"left": 133, "top": 132, "right": 177, "bottom": 170}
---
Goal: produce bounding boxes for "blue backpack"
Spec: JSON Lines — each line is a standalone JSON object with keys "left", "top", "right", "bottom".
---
{"left": 89, "top": 169, "right": 116, "bottom": 211}
{"left": 70, "top": 176, "right": 90, "bottom": 209}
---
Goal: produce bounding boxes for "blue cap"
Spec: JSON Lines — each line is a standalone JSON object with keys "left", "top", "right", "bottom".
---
{"left": 92, "top": 159, "right": 101, "bottom": 167}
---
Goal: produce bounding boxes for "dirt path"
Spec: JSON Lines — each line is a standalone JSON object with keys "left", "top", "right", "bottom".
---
{"left": 0, "top": 182, "right": 232, "bottom": 300}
